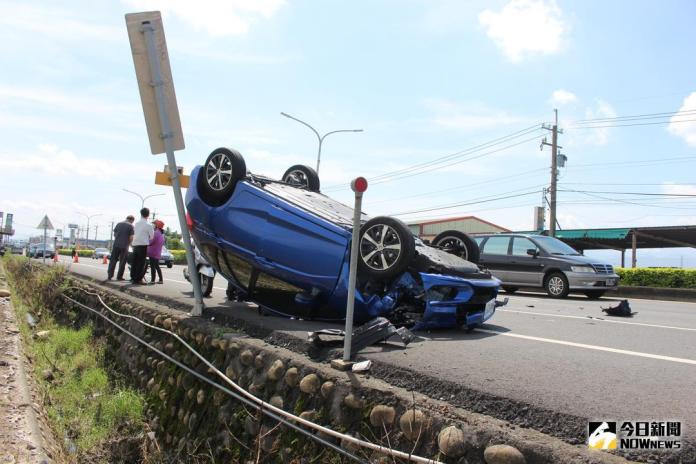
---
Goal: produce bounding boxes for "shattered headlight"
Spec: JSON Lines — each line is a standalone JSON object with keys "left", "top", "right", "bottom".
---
{"left": 570, "top": 265, "right": 595, "bottom": 273}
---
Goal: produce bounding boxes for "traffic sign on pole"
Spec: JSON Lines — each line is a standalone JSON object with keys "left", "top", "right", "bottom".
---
{"left": 125, "top": 10, "right": 203, "bottom": 316}
{"left": 125, "top": 11, "right": 185, "bottom": 155}
{"left": 37, "top": 215, "right": 54, "bottom": 265}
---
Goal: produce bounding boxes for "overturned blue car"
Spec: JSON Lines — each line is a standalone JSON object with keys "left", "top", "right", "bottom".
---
{"left": 185, "top": 147, "right": 503, "bottom": 330}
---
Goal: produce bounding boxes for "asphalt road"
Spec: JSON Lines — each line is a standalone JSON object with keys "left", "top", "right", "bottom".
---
{"left": 53, "top": 255, "right": 696, "bottom": 447}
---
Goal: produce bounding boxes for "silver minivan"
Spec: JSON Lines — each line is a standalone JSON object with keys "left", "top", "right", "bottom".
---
{"left": 474, "top": 233, "right": 619, "bottom": 299}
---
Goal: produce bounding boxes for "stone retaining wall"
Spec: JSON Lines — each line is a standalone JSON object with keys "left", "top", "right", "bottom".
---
{"left": 46, "top": 277, "right": 635, "bottom": 464}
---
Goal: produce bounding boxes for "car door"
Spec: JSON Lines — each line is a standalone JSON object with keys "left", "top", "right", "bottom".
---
{"left": 478, "top": 236, "right": 512, "bottom": 282}
{"left": 508, "top": 237, "right": 545, "bottom": 285}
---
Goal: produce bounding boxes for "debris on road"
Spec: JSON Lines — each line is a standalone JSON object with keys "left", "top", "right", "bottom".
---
{"left": 352, "top": 360, "right": 372, "bottom": 373}
{"left": 308, "top": 317, "right": 414, "bottom": 353}
{"left": 601, "top": 300, "right": 636, "bottom": 317}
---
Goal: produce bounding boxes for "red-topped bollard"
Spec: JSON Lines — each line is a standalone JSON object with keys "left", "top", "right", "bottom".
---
{"left": 333, "top": 177, "right": 368, "bottom": 370}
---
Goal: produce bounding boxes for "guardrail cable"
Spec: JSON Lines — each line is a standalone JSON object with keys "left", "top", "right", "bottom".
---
{"left": 60, "top": 286, "right": 442, "bottom": 464}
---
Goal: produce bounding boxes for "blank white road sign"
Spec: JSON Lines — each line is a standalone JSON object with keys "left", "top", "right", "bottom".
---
{"left": 125, "top": 11, "right": 185, "bottom": 155}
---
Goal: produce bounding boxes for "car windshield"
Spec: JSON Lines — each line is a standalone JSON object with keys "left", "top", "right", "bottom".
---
{"left": 533, "top": 236, "right": 581, "bottom": 255}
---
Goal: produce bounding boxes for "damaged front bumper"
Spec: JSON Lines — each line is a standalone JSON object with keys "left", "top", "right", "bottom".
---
{"left": 359, "top": 272, "right": 505, "bottom": 330}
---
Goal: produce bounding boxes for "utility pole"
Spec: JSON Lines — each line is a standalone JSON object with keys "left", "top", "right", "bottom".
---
{"left": 94, "top": 225, "right": 99, "bottom": 245}
{"left": 109, "top": 220, "right": 114, "bottom": 250}
{"left": 541, "top": 109, "right": 564, "bottom": 237}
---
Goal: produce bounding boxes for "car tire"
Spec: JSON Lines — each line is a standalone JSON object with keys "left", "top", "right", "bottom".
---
{"left": 584, "top": 290, "right": 606, "bottom": 299}
{"left": 198, "top": 147, "right": 247, "bottom": 206}
{"left": 358, "top": 216, "right": 415, "bottom": 280}
{"left": 502, "top": 286, "right": 519, "bottom": 294}
{"left": 545, "top": 272, "right": 569, "bottom": 298}
{"left": 282, "top": 165, "right": 320, "bottom": 192}
{"left": 199, "top": 272, "right": 214, "bottom": 297}
{"left": 167, "top": 261, "right": 173, "bottom": 269}
{"left": 431, "top": 230, "right": 480, "bottom": 264}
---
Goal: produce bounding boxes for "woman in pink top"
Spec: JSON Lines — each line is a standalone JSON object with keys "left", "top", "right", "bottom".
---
{"left": 148, "top": 220, "right": 166, "bottom": 284}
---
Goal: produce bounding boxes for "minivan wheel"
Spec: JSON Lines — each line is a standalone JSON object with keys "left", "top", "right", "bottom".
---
{"left": 584, "top": 290, "right": 606, "bottom": 299}
{"left": 545, "top": 272, "right": 569, "bottom": 298}
{"left": 198, "top": 147, "right": 247, "bottom": 207}
{"left": 358, "top": 216, "right": 415, "bottom": 280}
{"left": 431, "top": 230, "right": 480, "bottom": 264}
{"left": 282, "top": 165, "right": 320, "bottom": 192}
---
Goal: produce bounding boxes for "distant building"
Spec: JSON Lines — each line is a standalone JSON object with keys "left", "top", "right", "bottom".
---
{"left": 407, "top": 216, "right": 509, "bottom": 241}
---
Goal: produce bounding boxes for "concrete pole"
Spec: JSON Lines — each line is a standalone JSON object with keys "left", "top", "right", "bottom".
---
{"left": 549, "top": 110, "right": 559, "bottom": 237}
{"left": 631, "top": 232, "right": 637, "bottom": 268}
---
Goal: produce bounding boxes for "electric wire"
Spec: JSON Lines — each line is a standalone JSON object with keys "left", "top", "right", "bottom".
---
{"left": 390, "top": 190, "right": 541, "bottom": 217}
{"left": 567, "top": 118, "right": 696, "bottom": 129}
{"left": 571, "top": 108, "right": 696, "bottom": 124}
{"left": 558, "top": 189, "right": 696, "bottom": 198}
{"left": 322, "top": 124, "right": 543, "bottom": 191}
{"left": 60, "top": 286, "right": 442, "bottom": 464}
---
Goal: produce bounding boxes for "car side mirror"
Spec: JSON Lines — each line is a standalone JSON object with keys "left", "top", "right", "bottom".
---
{"left": 526, "top": 248, "right": 538, "bottom": 257}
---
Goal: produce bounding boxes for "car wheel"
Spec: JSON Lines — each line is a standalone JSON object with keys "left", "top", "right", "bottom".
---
{"left": 545, "top": 272, "right": 569, "bottom": 298}
{"left": 198, "top": 147, "right": 247, "bottom": 206}
{"left": 167, "top": 261, "right": 173, "bottom": 269}
{"left": 282, "top": 165, "right": 320, "bottom": 192}
{"left": 584, "top": 290, "right": 606, "bottom": 299}
{"left": 431, "top": 230, "right": 480, "bottom": 264}
{"left": 358, "top": 216, "right": 415, "bottom": 279}
{"left": 199, "top": 273, "right": 214, "bottom": 297}
{"left": 502, "top": 286, "right": 519, "bottom": 294}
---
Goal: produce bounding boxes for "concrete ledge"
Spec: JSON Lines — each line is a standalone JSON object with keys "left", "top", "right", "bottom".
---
{"left": 614, "top": 286, "right": 696, "bottom": 302}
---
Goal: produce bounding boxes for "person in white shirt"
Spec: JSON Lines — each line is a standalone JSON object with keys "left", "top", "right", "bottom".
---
{"left": 130, "top": 207, "right": 154, "bottom": 284}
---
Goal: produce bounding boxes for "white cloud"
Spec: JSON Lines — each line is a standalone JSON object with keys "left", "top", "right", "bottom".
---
{"left": 661, "top": 182, "right": 696, "bottom": 196}
{"left": 123, "top": 0, "right": 286, "bottom": 36}
{"left": 668, "top": 92, "right": 696, "bottom": 147}
{"left": 0, "top": 144, "right": 150, "bottom": 179}
{"left": 582, "top": 99, "right": 616, "bottom": 145}
{"left": 478, "top": 0, "right": 567, "bottom": 62}
{"left": 424, "top": 99, "right": 522, "bottom": 131}
{"left": 550, "top": 89, "right": 577, "bottom": 106}
{"left": 0, "top": 2, "right": 121, "bottom": 42}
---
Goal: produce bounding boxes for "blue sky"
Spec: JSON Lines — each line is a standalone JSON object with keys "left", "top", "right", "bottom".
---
{"left": 1, "top": 0, "right": 696, "bottom": 266}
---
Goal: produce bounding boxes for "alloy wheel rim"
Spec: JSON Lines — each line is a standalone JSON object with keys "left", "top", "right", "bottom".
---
{"left": 439, "top": 236, "right": 468, "bottom": 260}
{"left": 206, "top": 153, "right": 233, "bottom": 191}
{"left": 360, "top": 224, "right": 402, "bottom": 271}
{"left": 548, "top": 276, "right": 564, "bottom": 295}
{"left": 284, "top": 170, "right": 309, "bottom": 188}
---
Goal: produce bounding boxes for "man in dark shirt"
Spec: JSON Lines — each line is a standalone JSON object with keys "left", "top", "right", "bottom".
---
{"left": 107, "top": 215, "right": 135, "bottom": 280}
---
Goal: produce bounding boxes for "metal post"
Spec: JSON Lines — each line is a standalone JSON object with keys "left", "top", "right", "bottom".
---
{"left": 549, "top": 110, "right": 559, "bottom": 238}
{"left": 86, "top": 217, "right": 91, "bottom": 248}
{"left": 621, "top": 249, "right": 625, "bottom": 268}
{"left": 317, "top": 137, "right": 323, "bottom": 174}
{"left": 342, "top": 177, "right": 368, "bottom": 362}
{"left": 631, "top": 232, "right": 637, "bottom": 268}
{"left": 141, "top": 21, "right": 203, "bottom": 316}
{"left": 42, "top": 227, "right": 47, "bottom": 265}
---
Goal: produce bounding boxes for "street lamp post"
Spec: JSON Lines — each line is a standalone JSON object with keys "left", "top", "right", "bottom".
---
{"left": 280, "top": 112, "right": 363, "bottom": 175}
{"left": 122, "top": 188, "right": 166, "bottom": 209}
{"left": 76, "top": 212, "right": 102, "bottom": 248}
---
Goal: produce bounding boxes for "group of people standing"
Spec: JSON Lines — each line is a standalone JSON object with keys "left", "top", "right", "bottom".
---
{"left": 107, "top": 207, "right": 166, "bottom": 285}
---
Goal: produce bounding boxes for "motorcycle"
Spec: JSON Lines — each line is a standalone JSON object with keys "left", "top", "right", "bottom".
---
{"left": 183, "top": 244, "right": 216, "bottom": 297}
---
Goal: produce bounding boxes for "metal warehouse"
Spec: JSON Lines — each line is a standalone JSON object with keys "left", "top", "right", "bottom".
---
{"left": 407, "top": 216, "right": 509, "bottom": 241}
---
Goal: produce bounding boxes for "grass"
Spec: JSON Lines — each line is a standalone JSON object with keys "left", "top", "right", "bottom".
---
{"left": 5, "top": 256, "right": 146, "bottom": 459}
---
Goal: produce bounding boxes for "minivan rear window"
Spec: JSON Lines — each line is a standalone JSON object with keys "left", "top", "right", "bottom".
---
{"left": 482, "top": 236, "right": 510, "bottom": 255}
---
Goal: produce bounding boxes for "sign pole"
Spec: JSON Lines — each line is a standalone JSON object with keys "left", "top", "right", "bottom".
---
{"left": 42, "top": 226, "right": 47, "bottom": 265}
{"left": 139, "top": 20, "right": 204, "bottom": 316}
{"left": 341, "top": 177, "right": 368, "bottom": 364}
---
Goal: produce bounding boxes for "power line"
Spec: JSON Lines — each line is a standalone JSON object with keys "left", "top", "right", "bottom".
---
{"left": 558, "top": 189, "right": 696, "bottom": 197}
{"left": 568, "top": 155, "right": 696, "bottom": 169}
{"left": 568, "top": 118, "right": 696, "bottom": 130}
{"left": 365, "top": 167, "right": 548, "bottom": 206}
{"left": 565, "top": 191, "right": 696, "bottom": 210}
{"left": 390, "top": 189, "right": 542, "bottom": 216}
{"left": 571, "top": 108, "right": 696, "bottom": 124}
{"left": 323, "top": 124, "right": 543, "bottom": 191}
{"left": 560, "top": 182, "right": 696, "bottom": 187}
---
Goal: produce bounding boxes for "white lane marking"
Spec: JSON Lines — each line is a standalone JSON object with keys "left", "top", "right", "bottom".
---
{"left": 507, "top": 292, "right": 696, "bottom": 306}
{"left": 64, "top": 260, "right": 226, "bottom": 290}
{"left": 477, "top": 329, "right": 696, "bottom": 365}
{"left": 498, "top": 308, "right": 696, "bottom": 332}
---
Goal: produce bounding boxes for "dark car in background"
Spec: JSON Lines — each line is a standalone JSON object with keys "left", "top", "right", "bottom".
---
{"left": 473, "top": 233, "right": 619, "bottom": 299}
{"left": 159, "top": 247, "right": 174, "bottom": 268}
{"left": 185, "top": 147, "right": 504, "bottom": 330}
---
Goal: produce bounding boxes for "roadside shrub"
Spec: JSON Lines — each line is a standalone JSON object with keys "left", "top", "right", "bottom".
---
{"left": 171, "top": 249, "right": 186, "bottom": 264}
{"left": 616, "top": 268, "right": 696, "bottom": 288}
{"left": 57, "top": 249, "right": 94, "bottom": 258}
